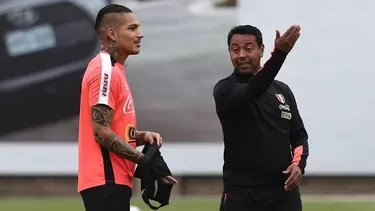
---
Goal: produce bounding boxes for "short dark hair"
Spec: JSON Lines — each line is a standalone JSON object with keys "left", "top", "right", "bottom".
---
{"left": 227, "top": 25, "right": 263, "bottom": 48}
{"left": 94, "top": 4, "right": 133, "bottom": 32}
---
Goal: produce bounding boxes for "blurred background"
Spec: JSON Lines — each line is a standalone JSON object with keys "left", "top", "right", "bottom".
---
{"left": 0, "top": 0, "right": 375, "bottom": 210}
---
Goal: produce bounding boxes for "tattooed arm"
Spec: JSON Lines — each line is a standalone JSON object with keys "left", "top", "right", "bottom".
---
{"left": 91, "top": 104, "right": 145, "bottom": 164}
{"left": 134, "top": 130, "right": 147, "bottom": 146}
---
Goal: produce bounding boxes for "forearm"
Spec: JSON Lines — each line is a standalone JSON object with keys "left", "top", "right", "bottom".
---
{"left": 134, "top": 130, "right": 147, "bottom": 146}
{"left": 248, "top": 48, "right": 288, "bottom": 99}
{"left": 93, "top": 124, "right": 144, "bottom": 163}
{"left": 214, "top": 48, "right": 289, "bottom": 111}
{"left": 90, "top": 105, "right": 144, "bottom": 164}
{"left": 292, "top": 145, "right": 308, "bottom": 166}
{"left": 290, "top": 129, "right": 309, "bottom": 174}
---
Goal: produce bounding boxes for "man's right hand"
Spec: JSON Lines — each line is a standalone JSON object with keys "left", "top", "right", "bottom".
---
{"left": 160, "top": 176, "right": 179, "bottom": 185}
{"left": 274, "top": 25, "right": 301, "bottom": 53}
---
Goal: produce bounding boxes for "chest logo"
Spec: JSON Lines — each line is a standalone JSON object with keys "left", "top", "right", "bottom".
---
{"left": 281, "top": 111, "right": 292, "bottom": 120}
{"left": 275, "top": 94, "right": 285, "bottom": 104}
{"left": 125, "top": 124, "right": 136, "bottom": 143}
{"left": 123, "top": 95, "right": 135, "bottom": 116}
{"left": 279, "top": 104, "right": 290, "bottom": 111}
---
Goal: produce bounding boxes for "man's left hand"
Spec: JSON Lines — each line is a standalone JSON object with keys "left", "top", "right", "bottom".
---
{"left": 282, "top": 164, "right": 302, "bottom": 191}
{"left": 142, "top": 131, "right": 162, "bottom": 148}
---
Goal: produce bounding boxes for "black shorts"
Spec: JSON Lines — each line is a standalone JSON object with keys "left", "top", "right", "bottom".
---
{"left": 219, "top": 185, "right": 302, "bottom": 211}
{"left": 80, "top": 184, "right": 132, "bottom": 211}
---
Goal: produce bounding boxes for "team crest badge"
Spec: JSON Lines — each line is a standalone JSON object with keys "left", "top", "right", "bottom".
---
{"left": 275, "top": 94, "right": 285, "bottom": 104}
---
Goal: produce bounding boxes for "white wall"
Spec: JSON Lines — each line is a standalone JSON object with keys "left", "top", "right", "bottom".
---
{"left": 239, "top": 0, "right": 375, "bottom": 174}
{"left": 1, "top": 142, "right": 375, "bottom": 176}
{"left": 1, "top": 0, "right": 375, "bottom": 176}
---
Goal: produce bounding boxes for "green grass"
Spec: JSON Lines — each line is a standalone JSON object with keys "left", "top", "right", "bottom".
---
{"left": 0, "top": 197, "right": 374, "bottom": 211}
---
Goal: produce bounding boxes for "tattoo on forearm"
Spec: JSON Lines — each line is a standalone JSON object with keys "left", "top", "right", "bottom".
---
{"left": 135, "top": 130, "right": 147, "bottom": 146}
{"left": 100, "top": 45, "right": 121, "bottom": 63}
{"left": 91, "top": 105, "right": 143, "bottom": 163}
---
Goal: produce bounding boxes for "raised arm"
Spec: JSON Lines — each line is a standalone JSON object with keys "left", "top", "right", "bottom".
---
{"left": 214, "top": 48, "right": 288, "bottom": 111}
{"left": 214, "top": 25, "right": 301, "bottom": 112}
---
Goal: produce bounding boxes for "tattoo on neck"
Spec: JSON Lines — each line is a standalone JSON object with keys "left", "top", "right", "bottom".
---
{"left": 101, "top": 46, "right": 121, "bottom": 63}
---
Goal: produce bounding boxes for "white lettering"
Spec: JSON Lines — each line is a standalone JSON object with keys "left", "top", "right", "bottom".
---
{"left": 279, "top": 104, "right": 290, "bottom": 111}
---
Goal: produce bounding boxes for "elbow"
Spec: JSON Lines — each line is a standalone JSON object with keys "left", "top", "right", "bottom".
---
{"left": 291, "top": 129, "right": 308, "bottom": 145}
{"left": 304, "top": 151, "right": 309, "bottom": 162}
{"left": 92, "top": 123, "right": 112, "bottom": 148}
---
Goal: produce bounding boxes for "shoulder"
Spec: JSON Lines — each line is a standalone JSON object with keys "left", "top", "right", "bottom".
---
{"left": 214, "top": 75, "right": 234, "bottom": 90}
{"left": 84, "top": 53, "right": 121, "bottom": 84}
{"left": 273, "top": 79, "right": 288, "bottom": 88}
{"left": 273, "top": 79, "right": 292, "bottom": 92}
{"left": 214, "top": 76, "right": 233, "bottom": 92}
{"left": 214, "top": 77, "right": 229, "bottom": 89}
{"left": 273, "top": 80, "right": 297, "bottom": 101}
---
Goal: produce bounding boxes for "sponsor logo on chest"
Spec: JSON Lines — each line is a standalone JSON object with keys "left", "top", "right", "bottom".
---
{"left": 275, "top": 93, "right": 292, "bottom": 120}
{"left": 123, "top": 82, "right": 135, "bottom": 116}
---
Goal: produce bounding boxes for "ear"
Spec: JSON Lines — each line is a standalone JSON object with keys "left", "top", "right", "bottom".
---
{"left": 259, "top": 44, "right": 265, "bottom": 57}
{"left": 106, "top": 28, "right": 117, "bottom": 42}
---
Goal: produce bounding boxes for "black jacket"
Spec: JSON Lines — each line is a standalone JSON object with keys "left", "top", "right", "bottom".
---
{"left": 134, "top": 142, "right": 174, "bottom": 210}
{"left": 213, "top": 48, "right": 309, "bottom": 187}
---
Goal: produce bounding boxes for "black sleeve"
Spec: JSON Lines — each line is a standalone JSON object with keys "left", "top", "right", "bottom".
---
{"left": 213, "top": 48, "right": 288, "bottom": 112}
{"left": 286, "top": 85, "right": 309, "bottom": 175}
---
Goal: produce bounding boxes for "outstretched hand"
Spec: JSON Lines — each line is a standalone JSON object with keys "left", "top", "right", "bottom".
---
{"left": 274, "top": 25, "right": 301, "bottom": 53}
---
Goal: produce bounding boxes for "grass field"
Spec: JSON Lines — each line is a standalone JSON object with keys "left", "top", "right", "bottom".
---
{"left": 0, "top": 197, "right": 374, "bottom": 211}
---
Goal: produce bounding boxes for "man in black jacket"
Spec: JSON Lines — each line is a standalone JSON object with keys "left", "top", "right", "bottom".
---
{"left": 213, "top": 24, "right": 309, "bottom": 211}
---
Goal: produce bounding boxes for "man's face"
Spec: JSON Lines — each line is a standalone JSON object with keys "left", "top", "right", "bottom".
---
{"left": 229, "top": 34, "right": 264, "bottom": 74}
{"left": 113, "top": 13, "right": 143, "bottom": 55}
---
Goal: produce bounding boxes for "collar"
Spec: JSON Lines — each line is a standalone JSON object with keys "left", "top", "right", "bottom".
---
{"left": 231, "top": 68, "right": 254, "bottom": 82}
